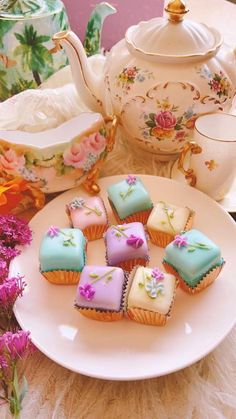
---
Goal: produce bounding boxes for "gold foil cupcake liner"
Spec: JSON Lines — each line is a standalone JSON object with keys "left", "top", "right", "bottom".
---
{"left": 124, "top": 265, "right": 177, "bottom": 326}
{"left": 108, "top": 198, "right": 152, "bottom": 225}
{"left": 42, "top": 270, "right": 81, "bottom": 285}
{"left": 115, "top": 257, "right": 149, "bottom": 273}
{"left": 76, "top": 307, "right": 123, "bottom": 322}
{"left": 83, "top": 224, "right": 108, "bottom": 241}
{"left": 148, "top": 208, "right": 195, "bottom": 248}
{"left": 127, "top": 307, "right": 167, "bottom": 326}
{"left": 162, "top": 260, "right": 225, "bottom": 294}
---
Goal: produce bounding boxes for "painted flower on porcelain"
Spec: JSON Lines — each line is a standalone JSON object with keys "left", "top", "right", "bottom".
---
{"left": 82, "top": 132, "right": 106, "bottom": 155}
{"left": 63, "top": 143, "right": 87, "bottom": 169}
{"left": 156, "top": 111, "right": 176, "bottom": 130}
{"left": 0, "top": 149, "right": 25, "bottom": 172}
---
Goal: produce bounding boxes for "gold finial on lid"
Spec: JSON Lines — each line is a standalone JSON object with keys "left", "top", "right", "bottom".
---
{"left": 165, "top": 0, "right": 189, "bottom": 22}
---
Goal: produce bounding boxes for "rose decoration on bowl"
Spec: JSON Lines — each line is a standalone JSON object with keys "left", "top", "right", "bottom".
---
{"left": 0, "top": 113, "right": 117, "bottom": 195}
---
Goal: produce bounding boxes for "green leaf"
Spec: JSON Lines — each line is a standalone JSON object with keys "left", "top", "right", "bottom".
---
{"left": 149, "top": 113, "right": 156, "bottom": 122}
{"left": 175, "top": 124, "right": 182, "bottom": 130}
{"left": 19, "top": 376, "right": 28, "bottom": 404}
{"left": 187, "top": 248, "right": 195, "bottom": 252}
{"left": 89, "top": 273, "right": 99, "bottom": 279}
{"left": 138, "top": 282, "right": 144, "bottom": 288}
{"left": 0, "top": 21, "right": 16, "bottom": 48}
{"left": 146, "top": 121, "right": 156, "bottom": 128}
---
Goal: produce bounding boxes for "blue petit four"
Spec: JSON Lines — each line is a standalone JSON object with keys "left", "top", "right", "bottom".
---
{"left": 39, "top": 226, "right": 86, "bottom": 284}
{"left": 107, "top": 175, "right": 153, "bottom": 223}
{"left": 163, "top": 229, "right": 224, "bottom": 293}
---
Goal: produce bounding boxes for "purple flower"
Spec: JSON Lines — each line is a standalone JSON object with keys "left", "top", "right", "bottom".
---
{"left": 173, "top": 234, "right": 188, "bottom": 248}
{"left": 79, "top": 283, "right": 96, "bottom": 301}
{"left": 3, "top": 330, "right": 34, "bottom": 361}
{"left": 69, "top": 197, "right": 85, "bottom": 210}
{"left": 47, "top": 226, "right": 60, "bottom": 238}
{"left": 0, "top": 276, "right": 25, "bottom": 311}
{"left": 152, "top": 268, "right": 164, "bottom": 281}
{"left": 0, "top": 242, "right": 20, "bottom": 262}
{"left": 0, "top": 260, "right": 8, "bottom": 282}
{"left": 0, "top": 215, "right": 32, "bottom": 247}
{"left": 0, "top": 355, "right": 8, "bottom": 369}
{"left": 126, "top": 175, "right": 137, "bottom": 185}
{"left": 126, "top": 234, "right": 144, "bottom": 248}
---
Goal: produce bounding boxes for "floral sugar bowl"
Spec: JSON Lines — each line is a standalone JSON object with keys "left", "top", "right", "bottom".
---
{"left": 0, "top": 113, "right": 117, "bottom": 198}
{"left": 54, "top": 0, "right": 236, "bottom": 160}
{"left": 0, "top": 0, "right": 69, "bottom": 101}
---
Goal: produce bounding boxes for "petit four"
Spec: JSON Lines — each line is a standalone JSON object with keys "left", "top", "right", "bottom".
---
{"left": 104, "top": 222, "right": 149, "bottom": 271}
{"left": 147, "top": 201, "right": 194, "bottom": 247}
{"left": 39, "top": 226, "right": 86, "bottom": 284}
{"left": 163, "top": 229, "right": 225, "bottom": 294}
{"left": 66, "top": 196, "right": 108, "bottom": 240}
{"left": 107, "top": 175, "right": 153, "bottom": 224}
{"left": 75, "top": 265, "right": 126, "bottom": 321}
{"left": 126, "top": 266, "right": 176, "bottom": 326}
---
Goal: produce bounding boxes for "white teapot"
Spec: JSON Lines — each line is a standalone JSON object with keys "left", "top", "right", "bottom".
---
{"left": 53, "top": 0, "right": 236, "bottom": 161}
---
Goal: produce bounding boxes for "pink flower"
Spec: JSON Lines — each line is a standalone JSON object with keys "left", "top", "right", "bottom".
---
{"left": 63, "top": 143, "right": 87, "bottom": 169}
{"left": 152, "top": 268, "right": 164, "bottom": 281}
{"left": 175, "top": 131, "right": 186, "bottom": 141}
{"left": 126, "top": 175, "right": 137, "bottom": 185}
{"left": 126, "top": 234, "right": 144, "bottom": 248}
{"left": 82, "top": 132, "right": 106, "bottom": 155}
{"left": 0, "top": 215, "right": 32, "bottom": 247}
{"left": 47, "top": 226, "right": 60, "bottom": 238}
{"left": 0, "top": 276, "right": 25, "bottom": 311}
{"left": 173, "top": 234, "right": 188, "bottom": 248}
{"left": 156, "top": 111, "right": 176, "bottom": 130}
{"left": 3, "top": 330, "right": 34, "bottom": 360}
{"left": 0, "top": 260, "right": 8, "bottom": 282}
{"left": 79, "top": 283, "right": 96, "bottom": 301}
{"left": 0, "top": 149, "right": 25, "bottom": 172}
{"left": 0, "top": 242, "right": 20, "bottom": 262}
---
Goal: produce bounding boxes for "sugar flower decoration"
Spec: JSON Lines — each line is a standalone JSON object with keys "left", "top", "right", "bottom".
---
{"left": 152, "top": 268, "right": 164, "bottom": 281}
{"left": 126, "top": 234, "right": 144, "bottom": 249}
{"left": 173, "top": 234, "right": 188, "bottom": 248}
{"left": 47, "top": 226, "right": 60, "bottom": 238}
{"left": 145, "top": 278, "right": 164, "bottom": 299}
{"left": 0, "top": 215, "right": 32, "bottom": 247}
{"left": 126, "top": 175, "right": 137, "bottom": 185}
{"left": 69, "top": 197, "right": 85, "bottom": 210}
{"left": 79, "top": 283, "right": 96, "bottom": 301}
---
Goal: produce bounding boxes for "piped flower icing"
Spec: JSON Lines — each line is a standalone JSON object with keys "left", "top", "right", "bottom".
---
{"left": 111, "top": 225, "right": 144, "bottom": 249}
{"left": 119, "top": 175, "right": 137, "bottom": 200}
{"left": 46, "top": 226, "right": 76, "bottom": 247}
{"left": 139, "top": 268, "right": 164, "bottom": 299}
{"left": 79, "top": 268, "right": 117, "bottom": 301}
{"left": 68, "top": 197, "right": 102, "bottom": 216}
{"left": 79, "top": 283, "right": 95, "bottom": 301}
{"left": 173, "top": 234, "right": 211, "bottom": 252}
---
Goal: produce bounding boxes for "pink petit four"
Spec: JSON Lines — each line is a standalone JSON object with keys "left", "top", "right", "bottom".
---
{"left": 66, "top": 196, "right": 108, "bottom": 241}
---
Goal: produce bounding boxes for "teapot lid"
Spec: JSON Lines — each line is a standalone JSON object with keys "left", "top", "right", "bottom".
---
{"left": 125, "top": 0, "right": 222, "bottom": 62}
{"left": 0, "top": 0, "right": 62, "bottom": 18}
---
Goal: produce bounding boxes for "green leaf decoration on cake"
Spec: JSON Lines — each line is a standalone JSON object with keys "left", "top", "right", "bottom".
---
{"left": 159, "top": 201, "right": 176, "bottom": 234}
{"left": 89, "top": 268, "right": 117, "bottom": 285}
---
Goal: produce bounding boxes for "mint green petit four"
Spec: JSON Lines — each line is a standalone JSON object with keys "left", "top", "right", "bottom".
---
{"left": 107, "top": 175, "right": 153, "bottom": 220}
{"left": 39, "top": 226, "right": 86, "bottom": 272}
{"left": 163, "top": 229, "right": 224, "bottom": 287}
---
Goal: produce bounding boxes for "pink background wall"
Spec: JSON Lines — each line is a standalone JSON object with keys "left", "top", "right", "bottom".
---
{"left": 62, "top": 0, "right": 164, "bottom": 50}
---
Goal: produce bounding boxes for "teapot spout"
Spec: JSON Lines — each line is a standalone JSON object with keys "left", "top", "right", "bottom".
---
{"left": 53, "top": 30, "right": 104, "bottom": 113}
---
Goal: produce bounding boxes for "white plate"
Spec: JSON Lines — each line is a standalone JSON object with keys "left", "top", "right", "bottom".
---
{"left": 10, "top": 175, "right": 236, "bottom": 381}
{"left": 170, "top": 159, "right": 236, "bottom": 213}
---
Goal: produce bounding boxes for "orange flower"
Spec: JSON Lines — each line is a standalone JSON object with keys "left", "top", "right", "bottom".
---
{"left": 151, "top": 127, "right": 173, "bottom": 140}
{"left": 185, "top": 117, "right": 197, "bottom": 129}
{"left": 0, "top": 177, "right": 45, "bottom": 214}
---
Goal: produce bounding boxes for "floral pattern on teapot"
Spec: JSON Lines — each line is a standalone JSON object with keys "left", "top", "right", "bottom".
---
{"left": 0, "top": 128, "right": 108, "bottom": 193}
{"left": 141, "top": 97, "right": 197, "bottom": 144}
{"left": 116, "top": 66, "right": 154, "bottom": 94}
{"left": 197, "top": 67, "right": 231, "bottom": 102}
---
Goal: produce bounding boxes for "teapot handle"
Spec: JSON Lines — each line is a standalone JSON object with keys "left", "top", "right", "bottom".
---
{"left": 177, "top": 141, "right": 202, "bottom": 186}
